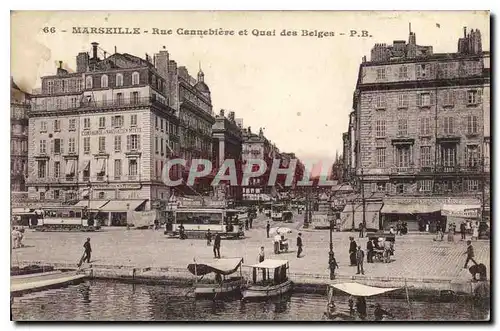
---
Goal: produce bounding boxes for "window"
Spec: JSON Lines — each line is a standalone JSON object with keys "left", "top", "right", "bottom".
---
{"left": 161, "top": 139, "right": 164, "bottom": 155}
{"left": 83, "top": 137, "right": 90, "bottom": 154}
{"left": 47, "top": 81, "right": 54, "bottom": 94}
{"left": 376, "top": 148, "right": 386, "bottom": 168}
{"left": 398, "top": 94, "right": 409, "bottom": 108}
{"left": 85, "top": 76, "right": 93, "bottom": 89}
{"left": 130, "top": 114, "right": 138, "bottom": 127}
{"left": 375, "top": 120, "right": 386, "bottom": 138}
{"left": 418, "top": 180, "right": 433, "bottom": 192}
{"left": 155, "top": 137, "right": 159, "bottom": 154}
{"left": 40, "top": 192, "right": 45, "bottom": 200}
{"left": 54, "top": 190, "right": 60, "bottom": 200}
{"left": 116, "top": 73, "right": 123, "bottom": 87}
{"left": 416, "top": 63, "right": 432, "bottom": 79}
{"left": 129, "top": 159, "right": 138, "bottom": 176}
{"left": 161, "top": 119, "right": 164, "bottom": 131}
{"left": 40, "top": 121, "right": 47, "bottom": 132}
{"left": 53, "top": 139, "right": 61, "bottom": 154}
{"left": 155, "top": 117, "right": 159, "bottom": 130}
{"left": 69, "top": 119, "right": 76, "bottom": 131}
{"left": 54, "top": 119, "right": 61, "bottom": 132}
{"left": 56, "top": 99, "right": 63, "bottom": 110}
{"left": 420, "top": 117, "right": 431, "bottom": 136}
{"left": 399, "top": 66, "right": 408, "bottom": 79}
{"left": 466, "top": 180, "right": 479, "bottom": 192}
{"left": 376, "top": 68, "right": 386, "bottom": 80}
{"left": 417, "top": 93, "right": 431, "bottom": 107}
{"left": 397, "top": 119, "right": 408, "bottom": 136}
{"left": 102, "top": 94, "right": 107, "bottom": 105}
{"left": 396, "top": 183, "right": 404, "bottom": 194}
{"left": 112, "top": 115, "right": 124, "bottom": 128}
{"left": 132, "top": 72, "right": 140, "bottom": 85}
{"left": 37, "top": 160, "right": 46, "bottom": 178}
{"left": 39, "top": 140, "right": 47, "bottom": 154}
{"left": 114, "top": 136, "right": 122, "bottom": 152}
{"left": 83, "top": 118, "right": 90, "bottom": 130}
{"left": 114, "top": 159, "right": 122, "bottom": 179}
{"left": 443, "top": 117, "right": 454, "bottom": 135}
{"left": 420, "top": 146, "right": 431, "bottom": 167}
{"left": 98, "top": 192, "right": 105, "bottom": 199}
{"left": 442, "top": 90, "right": 455, "bottom": 106}
{"left": 99, "top": 117, "right": 106, "bottom": 129}
{"left": 441, "top": 145, "right": 457, "bottom": 167}
{"left": 101, "top": 75, "right": 108, "bottom": 88}
{"left": 54, "top": 161, "right": 60, "bottom": 178}
{"left": 70, "top": 97, "right": 78, "bottom": 108}
{"left": 127, "top": 134, "right": 140, "bottom": 151}
{"left": 467, "top": 90, "right": 480, "bottom": 105}
{"left": 396, "top": 146, "right": 411, "bottom": 168}
{"left": 375, "top": 94, "right": 386, "bottom": 109}
{"left": 116, "top": 92, "right": 123, "bottom": 105}
{"left": 68, "top": 138, "right": 76, "bottom": 154}
{"left": 131, "top": 91, "right": 139, "bottom": 104}
{"left": 376, "top": 182, "right": 386, "bottom": 192}
{"left": 98, "top": 137, "right": 106, "bottom": 153}
{"left": 467, "top": 115, "right": 478, "bottom": 134}
{"left": 466, "top": 145, "right": 479, "bottom": 168}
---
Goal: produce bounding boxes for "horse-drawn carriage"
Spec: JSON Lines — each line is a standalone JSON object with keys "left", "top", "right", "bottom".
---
{"left": 368, "top": 233, "right": 395, "bottom": 263}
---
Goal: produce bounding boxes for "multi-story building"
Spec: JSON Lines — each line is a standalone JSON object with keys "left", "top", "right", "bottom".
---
{"left": 27, "top": 42, "right": 217, "bottom": 224}
{"left": 343, "top": 27, "right": 490, "bottom": 231}
{"left": 11, "top": 79, "right": 30, "bottom": 203}
{"left": 212, "top": 109, "right": 243, "bottom": 200}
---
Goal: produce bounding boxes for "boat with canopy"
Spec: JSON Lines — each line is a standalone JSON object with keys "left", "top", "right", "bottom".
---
{"left": 187, "top": 257, "right": 244, "bottom": 298}
{"left": 242, "top": 259, "right": 292, "bottom": 300}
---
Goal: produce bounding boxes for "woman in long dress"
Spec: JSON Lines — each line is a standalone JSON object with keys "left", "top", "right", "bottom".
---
{"left": 472, "top": 222, "right": 479, "bottom": 241}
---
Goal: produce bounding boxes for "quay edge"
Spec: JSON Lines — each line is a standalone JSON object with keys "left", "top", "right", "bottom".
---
{"left": 14, "top": 261, "right": 490, "bottom": 301}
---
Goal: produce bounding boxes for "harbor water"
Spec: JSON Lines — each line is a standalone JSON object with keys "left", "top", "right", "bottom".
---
{"left": 12, "top": 280, "right": 489, "bottom": 321}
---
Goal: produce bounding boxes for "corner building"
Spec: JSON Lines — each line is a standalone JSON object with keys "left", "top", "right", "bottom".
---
{"left": 347, "top": 27, "right": 490, "bottom": 232}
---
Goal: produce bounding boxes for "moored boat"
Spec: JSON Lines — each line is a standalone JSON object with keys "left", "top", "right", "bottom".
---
{"left": 242, "top": 259, "right": 292, "bottom": 300}
{"left": 187, "top": 257, "right": 245, "bottom": 299}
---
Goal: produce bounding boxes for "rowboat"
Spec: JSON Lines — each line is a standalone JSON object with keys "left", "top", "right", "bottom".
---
{"left": 11, "top": 270, "right": 86, "bottom": 296}
{"left": 242, "top": 259, "right": 292, "bottom": 300}
{"left": 187, "top": 257, "right": 245, "bottom": 299}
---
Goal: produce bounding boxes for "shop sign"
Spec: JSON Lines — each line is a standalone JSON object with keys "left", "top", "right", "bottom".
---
{"left": 82, "top": 127, "right": 142, "bottom": 136}
{"left": 92, "top": 183, "right": 141, "bottom": 190}
{"left": 385, "top": 197, "right": 480, "bottom": 206}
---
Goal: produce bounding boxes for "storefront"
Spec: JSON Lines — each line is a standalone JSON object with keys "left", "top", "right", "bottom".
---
{"left": 340, "top": 202, "right": 383, "bottom": 231}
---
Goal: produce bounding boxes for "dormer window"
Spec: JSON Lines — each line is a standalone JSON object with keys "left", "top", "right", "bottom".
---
{"left": 101, "top": 75, "right": 108, "bottom": 88}
{"left": 132, "top": 72, "right": 140, "bottom": 85}
{"left": 85, "top": 76, "right": 93, "bottom": 89}
{"left": 116, "top": 73, "right": 123, "bottom": 87}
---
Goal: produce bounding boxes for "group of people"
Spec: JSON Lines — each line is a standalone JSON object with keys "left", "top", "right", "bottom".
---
{"left": 434, "top": 220, "right": 480, "bottom": 242}
{"left": 11, "top": 227, "right": 25, "bottom": 249}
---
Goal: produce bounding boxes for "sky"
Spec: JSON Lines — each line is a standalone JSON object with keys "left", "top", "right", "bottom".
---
{"left": 11, "top": 11, "right": 490, "bottom": 175}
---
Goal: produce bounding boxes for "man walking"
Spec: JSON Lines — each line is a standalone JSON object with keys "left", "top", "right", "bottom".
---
{"left": 366, "top": 238, "right": 374, "bottom": 263}
{"left": 213, "top": 233, "right": 221, "bottom": 259}
{"left": 460, "top": 221, "right": 467, "bottom": 241}
{"left": 266, "top": 221, "right": 271, "bottom": 238}
{"left": 206, "top": 229, "right": 212, "bottom": 246}
{"left": 463, "top": 240, "right": 477, "bottom": 269}
{"left": 296, "top": 233, "right": 303, "bottom": 258}
{"left": 358, "top": 223, "right": 364, "bottom": 238}
{"left": 78, "top": 238, "right": 92, "bottom": 267}
{"left": 349, "top": 237, "right": 357, "bottom": 266}
{"left": 356, "top": 246, "right": 365, "bottom": 275}
{"left": 328, "top": 253, "right": 339, "bottom": 280}
{"left": 258, "top": 246, "right": 265, "bottom": 263}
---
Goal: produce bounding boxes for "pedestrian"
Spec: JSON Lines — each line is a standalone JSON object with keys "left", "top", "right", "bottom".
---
{"left": 274, "top": 233, "right": 281, "bottom": 254}
{"left": 366, "top": 238, "right": 374, "bottom": 263}
{"left": 206, "top": 229, "right": 212, "bottom": 246}
{"left": 374, "top": 303, "right": 393, "bottom": 321}
{"left": 460, "top": 221, "right": 467, "bottom": 241}
{"left": 328, "top": 253, "right": 339, "bottom": 280}
{"left": 472, "top": 222, "right": 479, "bottom": 241}
{"left": 258, "top": 246, "right": 265, "bottom": 263}
{"left": 153, "top": 219, "right": 159, "bottom": 231}
{"left": 11, "top": 227, "right": 20, "bottom": 249}
{"left": 389, "top": 226, "right": 396, "bottom": 235}
{"left": 448, "top": 222, "right": 455, "bottom": 242}
{"left": 78, "top": 238, "right": 92, "bottom": 267}
{"left": 358, "top": 222, "right": 363, "bottom": 238}
{"left": 296, "top": 233, "right": 303, "bottom": 258}
{"left": 396, "top": 220, "right": 402, "bottom": 236}
{"left": 213, "top": 233, "right": 221, "bottom": 259}
{"left": 463, "top": 240, "right": 477, "bottom": 269}
{"left": 245, "top": 217, "right": 249, "bottom": 230}
{"left": 356, "top": 246, "right": 365, "bottom": 275}
{"left": 349, "top": 237, "right": 357, "bottom": 266}
{"left": 266, "top": 221, "right": 271, "bottom": 238}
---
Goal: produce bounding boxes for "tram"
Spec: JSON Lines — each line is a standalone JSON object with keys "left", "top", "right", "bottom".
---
{"left": 31, "top": 206, "right": 102, "bottom": 232}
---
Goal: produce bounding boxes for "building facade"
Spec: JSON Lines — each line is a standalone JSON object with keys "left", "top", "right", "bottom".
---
{"left": 11, "top": 79, "right": 30, "bottom": 201}
{"left": 26, "top": 43, "right": 219, "bottom": 222}
{"left": 212, "top": 109, "right": 243, "bottom": 200}
{"left": 344, "top": 27, "right": 490, "bottom": 231}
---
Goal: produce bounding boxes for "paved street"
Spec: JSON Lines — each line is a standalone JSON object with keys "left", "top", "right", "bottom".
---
{"left": 12, "top": 213, "right": 490, "bottom": 282}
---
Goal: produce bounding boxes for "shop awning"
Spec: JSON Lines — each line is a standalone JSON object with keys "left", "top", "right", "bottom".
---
{"left": 100, "top": 199, "right": 148, "bottom": 212}
{"left": 442, "top": 204, "right": 481, "bottom": 218}
{"left": 65, "top": 160, "right": 76, "bottom": 176}
{"left": 340, "top": 203, "right": 383, "bottom": 231}
{"left": 381, "top": 203, "right": 441, "bottom": 214}
{"left": 74, "top": 200, "right": 109, "bottom": 210}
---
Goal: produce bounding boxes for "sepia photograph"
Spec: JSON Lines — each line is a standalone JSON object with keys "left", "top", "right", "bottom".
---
{"left": 9, "top": 10, "right": 491, "bottom": 321}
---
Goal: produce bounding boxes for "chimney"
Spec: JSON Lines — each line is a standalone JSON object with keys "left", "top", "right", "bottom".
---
{"left": 59, "top": 61, "right": 63, "bottom": 69}
{"left": 91, "top": 42, "right": 99, "bottom": 60}
{"left": 362, "top": 56, "right": 366, "bottom": 63}
{"left": 228, "top": 111, "right": 235, "bottom": 121}
{"left": 248, "top": 126, "right": 251, "bottom": 134}
{"left": 76, "top": 52, "right": 89, "bottom": 73}
{"left": 57, "top": 61, "right": 68, "bottom": 76}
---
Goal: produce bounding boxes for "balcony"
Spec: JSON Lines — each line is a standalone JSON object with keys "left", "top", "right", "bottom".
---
{"left": 127, "top": 175, "right": 139, "bottom": 181}
{"left": 31, "top": 97, "right": 171, "bottom": 112}
{"left": 390, "top": 167, "right": 417, "bottom": 175}
{"left": 435, "top": 165, "right": 460, "bottom": 173}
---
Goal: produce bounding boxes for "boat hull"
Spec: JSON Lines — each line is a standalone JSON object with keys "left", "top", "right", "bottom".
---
{"left": 194, "top": 278, "right": 244, "bottom": 299}
{"left": 242, "top": 280, "right": 293, "bottom": 300}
